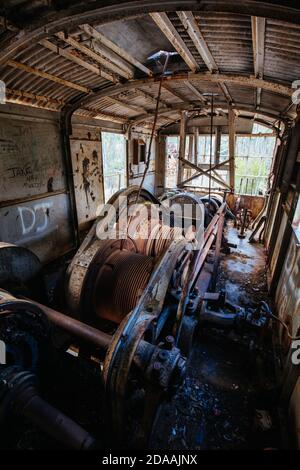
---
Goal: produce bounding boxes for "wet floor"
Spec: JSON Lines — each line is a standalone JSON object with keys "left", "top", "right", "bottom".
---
{"left": 150, "top": 225, "right": 282, "bottom": 450}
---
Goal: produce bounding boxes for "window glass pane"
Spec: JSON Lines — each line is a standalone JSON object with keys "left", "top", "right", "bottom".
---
{"left": 235, "top": 133, "right": 275, "bottom": 195}
{"left": 102, "top": 132, "right": 126, "bottom": 202}
{"left": 220, "top": 135, "right": 229, "bottom": 162}
{"left": 252, "top": 122, "right": 273, "bottom": 134}
{"left": 165, "top": 136, "right": 179, "bottom": 188}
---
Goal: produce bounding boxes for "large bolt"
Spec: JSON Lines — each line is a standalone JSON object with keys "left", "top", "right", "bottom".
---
{"left": 158, "top": 350, "right": 169, "bottom": 362}
{"left": 164, "top": 335, "right": 175, "bottom": 350}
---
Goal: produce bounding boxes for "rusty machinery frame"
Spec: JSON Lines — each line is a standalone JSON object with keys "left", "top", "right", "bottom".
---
{"left": 0, "top": 186, "right": 227, "bottom": 447}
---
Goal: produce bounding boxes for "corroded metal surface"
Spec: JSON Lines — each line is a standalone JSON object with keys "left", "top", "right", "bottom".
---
{"left": 65, "top": 186, "right": 160, "bottom": 317}
{"left": 70, "top": 137, "right": 104, "bottom": 228}
{"left": 0, "top": 242, "right": 41, "bottom": 285}
{"left": 0, "top": 193, "right": 73, "bottom": 263}
{"left": 0, "top": 114, "right": 73, "bottom": 263}
{"left": 275, "top": 232, "right": 300, "bottom": 352}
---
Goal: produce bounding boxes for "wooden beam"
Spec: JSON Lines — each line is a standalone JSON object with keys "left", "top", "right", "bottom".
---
{"left": 184, "top": 162, "right": 229, "bottom": 171}
{"left": 252, "top": 16, "right": 266, "bottom": 109}
{"left": 149, "top": 12, "right": 198, "bottom": 72}
{"left": 162, "top": 83, "right": 186, "bottom": 102}
{"left": 188, "top": 134, "right": 194, "bottom": 161}
{"left": 177, "top": 11, "right": 217, "bottom": 72}
{"left": 178, "top": 111, "right": 189, "bottom": 185}
{"left": 86, "top": 39, "right": 133, "bottom": 78}
{"left": 136, "top": 88, "right": 170, "bottom": 109}
{"left": 39, "top": 38, "right": 115, "bottom": 82}
{"left": 130, "top": 102, "right": 283, "bottom": 129}
{"left": 215, "top": 126, "right": 222, "bottom": 164}
{"left": 211, "top": 168, "right": 229, "bottom": 187}
{"left": 131, "top": 104, "right": 196, "bottom": 127}
{"left": 56, "top": 31, "right": 128, "bottom": 80}
{"left": 158, "top": 114, "right": 182, "bottom": 130}
{"left": 177, "top": 11, "right": 233, "bottom": 104}
{"left": 6, "top": 87, "right": 64, "bottom": 108}
{"left": 194, "top": 127, "right": 199, "bottom": 165}
{"left": 218, "top": 82, "right": 233, "bottom": 105}
{"left": 80, "top": 24, "right": 153, "bottom": 77}
{"left": 251, "top": 17, "right": 266, "bottom": 79}
{"left": 184, "top": 80, "right": 207, "bottom": 103}
{"left": 179, "top": 157, "right": 231, "bottom": 189}
{"left": 6, "top": 59, "right": 90, "bottom": 93}
{"left": 5, "top": 89, "right": 126, "bottom": 126}
{"left": 62, "top": 73, "right": 293, "bottom": 122}
{"left": 187, "top": 72, "right": 290, "bottom": 97}
{"left": 81, "top": 107, "right": 128, "bottom": 124}
{"left": 228, "top": 106, "right": 236, "bottom": 191}
{"left": 108, "top": 96, "right": 146, "bottom": 114}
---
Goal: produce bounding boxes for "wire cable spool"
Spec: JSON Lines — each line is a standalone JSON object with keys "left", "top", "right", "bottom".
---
{"left": 93, "top": 249, "right": 154, "bottom": 324}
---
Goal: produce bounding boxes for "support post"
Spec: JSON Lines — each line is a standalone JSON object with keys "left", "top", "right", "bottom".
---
{"left": 215, "top": 126, "right": 221, "bottom": 165}
{"left": 155, "top": 134, "right": 166, "bottom": 196}
{"left": 194, "top": 127, "right": 199, "bottom": 165}
{"left": 177, "top": 111, "right": 188, "bottom": 186}
{"left": 228, "top": 107, "right": 236, "bottom": 192}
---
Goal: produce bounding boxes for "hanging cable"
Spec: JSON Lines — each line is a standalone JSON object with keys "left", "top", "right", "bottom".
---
{"left": 134, "top": 52, "right": 171, "bottom": 204}
{"left": 208, "top": 94, "right": 214, "bottom": 200}
{"left": 122, "top": 52, "right": 173, "bottom": 249}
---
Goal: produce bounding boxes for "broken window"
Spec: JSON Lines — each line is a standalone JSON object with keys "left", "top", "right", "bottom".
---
{"left": 101, "top": 132, "right": 126, "bottom": 202}
{"left": 235, "top": 132, "right": 276, "bottom": 196}
{"left": 165, "top": 136, "right": 179, "bottom": 189}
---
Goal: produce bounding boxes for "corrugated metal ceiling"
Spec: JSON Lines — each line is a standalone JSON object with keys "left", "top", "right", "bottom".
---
{"left": 0, "top": 6, "right": 298, "bottom": 129}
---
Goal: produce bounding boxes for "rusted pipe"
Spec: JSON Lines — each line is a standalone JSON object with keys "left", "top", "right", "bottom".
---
{"left": 0, "top": 367, "right": 96, "bottom": 450}
{"left": 26, "top": 299, "right": 111, "bottom": 351}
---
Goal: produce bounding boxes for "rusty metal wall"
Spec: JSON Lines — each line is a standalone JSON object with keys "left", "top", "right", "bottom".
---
{"left": 269, "top": 210, "right": 288, "bottom": 279}
{"left": 0, "top": 105, "right": 73, "bottom": 263}
{"left": 70, "top": 125, "right": 104, "bottom": 230}
{"left": 265, "top": 190, "right": 281, "bottom": 250}
{"left": 0, "top": 118, "right": 65, "bottom": 201}
{"left": 0, "top": 104, "right": 125, "bottom": 262}
{"left": 0, "top": 193, "right": 72, "bottom": 263}
{"left": 275, "top": 231, "right": 300, "bottom": 351}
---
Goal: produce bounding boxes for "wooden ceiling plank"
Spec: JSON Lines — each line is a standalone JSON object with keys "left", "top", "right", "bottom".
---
{"left": 177, "top": 11, "right": 218, "bottom": 72}
{"left": 7, "top": 59, "right": 90, "bottom": 93}
{"left": 80, "top": 24, "right": 152, "bottom": 77}
{"left": 56, "top": 31, "right": 128, "bottom": 80}
{"left": 39, "top": 38, "right": 114, "bottom": 82}
{"left": 149, "top": 12, "right": 198, "bottom": 72}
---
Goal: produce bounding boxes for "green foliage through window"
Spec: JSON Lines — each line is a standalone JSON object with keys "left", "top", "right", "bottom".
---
{"left": 102, "top": 132, "right": 126, "bottom": 201}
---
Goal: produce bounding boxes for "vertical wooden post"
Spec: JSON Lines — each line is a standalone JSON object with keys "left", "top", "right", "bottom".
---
{"left": 187, "top": 134, "right": 194, "bottom": 178}
{"left": 194, "top": 127, "right": 199, "bottom": 165}
{"left": 188, "top": 134, "right": 194, "bottom": 161}
{"left": 177, "top": 111, "right": 188, "bottom": 186}
{"left": 215, "top": 126, "right": 221, "bottom": 165}
{"left": 155, "top": 134, "right": 166, "bottom": 196}
{"left": 228, "top": 107, "right": 236, "bottom": 192}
